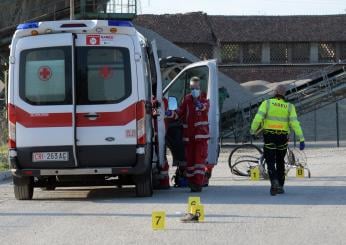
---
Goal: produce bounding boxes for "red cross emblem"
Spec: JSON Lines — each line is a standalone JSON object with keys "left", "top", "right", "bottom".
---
{"left": 99, "top": 66, "right": 113, "bottom": 80}
{"left": 38, "top": 66, "right": 52, "bottom": 81}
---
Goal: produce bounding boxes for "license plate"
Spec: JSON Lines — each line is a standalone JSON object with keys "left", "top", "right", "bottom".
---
{"left": 32, "top": 152, "right": 69, "bottom": 162}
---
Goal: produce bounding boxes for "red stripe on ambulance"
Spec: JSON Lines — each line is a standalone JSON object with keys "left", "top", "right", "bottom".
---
{"left": 10, "top": 103, "right": 137, "bottom": 128}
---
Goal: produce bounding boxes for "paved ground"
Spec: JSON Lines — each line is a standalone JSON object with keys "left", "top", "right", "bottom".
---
{"left": 0, "top": 146, "right": 346, "bottom": 245}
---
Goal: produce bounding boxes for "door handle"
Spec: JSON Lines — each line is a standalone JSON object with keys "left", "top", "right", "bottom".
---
{"left": 84, "top": 113, "right": 100, "bottom": 120}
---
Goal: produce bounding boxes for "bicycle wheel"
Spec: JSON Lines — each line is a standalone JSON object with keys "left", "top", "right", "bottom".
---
{"left": 228, "top": 144, "right": 263, "bottom": 176}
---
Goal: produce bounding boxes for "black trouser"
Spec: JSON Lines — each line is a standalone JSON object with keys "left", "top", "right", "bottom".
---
{"left": 263, "top": 132, "right": 288, "bottom": 187}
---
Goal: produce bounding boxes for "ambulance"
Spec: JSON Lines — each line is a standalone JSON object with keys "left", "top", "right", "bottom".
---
{"left": 7, "top": 19, "right": 219, "bottom": 199}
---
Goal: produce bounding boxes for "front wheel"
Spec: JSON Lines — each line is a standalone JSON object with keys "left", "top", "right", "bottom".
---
{"left": 134, "top": 170, "right": 153, "bottom": 197}
{"left": 228, "top": 144, "right": 263, "bottom": 177}
{"left": 13, "top": 176, "right": 34, "bottom": 200}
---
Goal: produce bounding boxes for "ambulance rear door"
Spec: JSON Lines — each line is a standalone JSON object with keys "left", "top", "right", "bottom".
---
{"left": 74, "top": 33, "right": 138, "bottom": 167}
{"left": 13, "top": 33, "right": 76, "bottom": 168}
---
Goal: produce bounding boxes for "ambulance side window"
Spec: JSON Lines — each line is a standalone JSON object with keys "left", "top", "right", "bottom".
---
{"left": 165, "top": 65, "right": 209, "bottom": 105}
{"left": 184, "top": 66, "right": 209, "bottom": 96}
{"left": 165, "top": 72, "right": 187, "bottom": 105}
{"left": 19, "top": 47, "right": 72, "bottom": 105}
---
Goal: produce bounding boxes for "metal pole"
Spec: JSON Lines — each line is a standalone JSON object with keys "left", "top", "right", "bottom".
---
{"left": 314, "top": 106, "right": 317, "bottom": 142}
{"left": 336, "top": 102, "right": 340, "bottom": 147}
{"left": 70, "top": 0, "right": 75, "bottom": 20}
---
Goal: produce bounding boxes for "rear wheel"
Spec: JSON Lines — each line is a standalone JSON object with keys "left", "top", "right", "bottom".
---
{"left": 135, "top": 170, "right": 153, "bottom": 197}
{"left": 228, "top": 144, "right": 263, "bottom": 177}
{"left": 13, "top": 176, "right": 34, "bottom": 200}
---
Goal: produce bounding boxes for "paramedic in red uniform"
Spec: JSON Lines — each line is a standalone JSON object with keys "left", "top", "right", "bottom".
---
{"left": 176, "top": 76, "right": 210, "bottom": 192}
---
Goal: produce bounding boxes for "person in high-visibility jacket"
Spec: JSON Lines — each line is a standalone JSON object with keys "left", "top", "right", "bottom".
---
{"left": 250, "top": 84, "right": 305, "bottom": 196}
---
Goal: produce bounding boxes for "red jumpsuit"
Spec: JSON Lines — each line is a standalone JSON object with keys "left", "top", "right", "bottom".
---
{"left": 177, "top": 93, "right": 209, "bottom": 186}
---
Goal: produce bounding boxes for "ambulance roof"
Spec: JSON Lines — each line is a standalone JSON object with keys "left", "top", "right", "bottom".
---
{"left": 13, "top": 20, "right": 137, "bottom": 40}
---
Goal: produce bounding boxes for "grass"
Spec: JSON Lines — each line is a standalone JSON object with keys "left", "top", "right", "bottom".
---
{"left": 0, "top": 144, "right": 8, "bottom": 171}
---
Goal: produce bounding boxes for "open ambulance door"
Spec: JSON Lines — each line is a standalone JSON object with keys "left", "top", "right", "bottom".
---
{"left": 163, "top": 60, "right": 220, "bottom": 165}
{"left": 150, "top": 41, "right": 166, "bottom": 168}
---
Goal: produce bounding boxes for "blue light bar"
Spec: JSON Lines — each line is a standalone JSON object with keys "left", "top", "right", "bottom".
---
{"left": 108, "top": 20, "right": 133, "bottom": 27}
{"left": 17, "top": 22, "right": 39, "bottom": 30}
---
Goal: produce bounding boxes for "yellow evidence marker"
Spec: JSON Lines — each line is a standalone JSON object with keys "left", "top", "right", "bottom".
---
{"left": 296, "top": 167, "right": 305, "bottom": 178}
{"left": 188, "top": 196, "right": 201, "bottom": 213}
{"left": 195, "top": 204, "right": 205, "bottom": 222}
{"left": 152, "top": 211, "right": 166, "bottom": 230}
{"left": 250, "top": 166, "right": 260, "bottom": 181}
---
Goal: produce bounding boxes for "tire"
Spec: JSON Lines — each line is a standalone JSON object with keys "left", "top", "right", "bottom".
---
{"left": 135, "top": 170, "right": 153, "bottom": 197}
{"left": 228, "top": 144, "right": 263, "bottom": 177}
{"left": 13, "top": 176, "right": 34, "bottom": 200}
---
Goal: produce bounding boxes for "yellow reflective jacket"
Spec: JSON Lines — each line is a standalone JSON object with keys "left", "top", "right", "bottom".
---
{"left": 250, "top": 98, "right": 304, "bottom": 141}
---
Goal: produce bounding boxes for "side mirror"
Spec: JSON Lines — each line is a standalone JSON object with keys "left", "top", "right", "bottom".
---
{"left": 168, "top": 96, "right": 178, "bottom": 111}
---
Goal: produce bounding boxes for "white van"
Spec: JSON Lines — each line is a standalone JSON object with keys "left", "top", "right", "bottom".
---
{"left": 7, "top": 19, "right": 219, "bottom": 199}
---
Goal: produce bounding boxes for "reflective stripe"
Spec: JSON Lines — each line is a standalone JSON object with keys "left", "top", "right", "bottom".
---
{"left": 266, "top": 115, "right": 289, "bottom": 122}
{"left": 194, "top": 164, "right": 206, "bottom": 169}
{"left": 195, "top": 134, "right": 210, "bottom": 139}
{"left": 186, "top": 170, "right": 205, "bottom": 177}
{"left": 264, "top": 142, "right": 288, "bottom": 150}
{"left": 183, "top": 137, "right": 189, "bottom": 142}
{"left": 160, "top": 171, "right": 169, "bottom": 175}
{"left": 194, "top": 121, "right": 209, "bottom": 127}
{"left": 288, "top": 103, "right": 293, "bottom": 115}
{"left": 265, "top": 99, "right": 270, "bottom": 116}
{"left": 193, "top": 170, "right": 205, "bottom": 175}
{"left": 187, "top": 167, "right": 194, "bottom": 170}
{"left": 289, "top": 116, "right": 298, "bottom": 121}
{"left": 183, "top": 124, "right": 188, "bottom": 128}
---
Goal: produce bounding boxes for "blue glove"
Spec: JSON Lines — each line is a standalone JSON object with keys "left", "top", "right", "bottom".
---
{"left": 195, "top": 100, "right": 203, "bottom": 110}
{"left": 165, "top": 110, "right": 173, "bottom": 117}
{"left": 299, "top": 141, "right": 305, "bottom": 151}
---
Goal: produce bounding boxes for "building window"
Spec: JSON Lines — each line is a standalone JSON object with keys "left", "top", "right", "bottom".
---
{"left": 243, "top": 43, "right": 262, "bottom": 63}
{"left": 179, "top": 43, "right": 213, "bottom": 60}
{"left": 292, "top": 43, "right": 310, "bottom": 63}
{"left": 220, "top": 43, "right": 241, "bottom": 63}
{"left": 319, "top": 43, "right": 336, "bottom": 62}
{"left": 270, "top": 43, "right": 289, "bottom": 63}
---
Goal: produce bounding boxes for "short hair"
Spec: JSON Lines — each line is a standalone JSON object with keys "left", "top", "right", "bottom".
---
{"left": 274, "top": 84, "right": 287, "bottom": 97}
{"left": 190, "top": 76, "right": 200, "bottom": 86}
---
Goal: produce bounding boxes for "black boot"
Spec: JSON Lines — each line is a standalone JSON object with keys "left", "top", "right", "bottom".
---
{"left": 277, "top": 185, "right": 285, "bottom": 194}
{"left": 270, "top": 180, "right": 280, "bottom": 196}
{"left": 188, "top": 182, "right": 202, "bottom": 192}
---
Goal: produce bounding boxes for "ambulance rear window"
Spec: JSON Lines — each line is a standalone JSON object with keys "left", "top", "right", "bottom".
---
{"left": 19, "top": 47, "right": 72, "bottom": 105}
{"left": 76, "top": 47, "right": 131, "bottom": 104}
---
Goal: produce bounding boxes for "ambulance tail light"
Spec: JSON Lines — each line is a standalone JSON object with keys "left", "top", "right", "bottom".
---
{"left": 8, "top": 104, "right": 16, "bottom": 149}
{"left": 136, "top": 101, "right": 146, "bottom": 145}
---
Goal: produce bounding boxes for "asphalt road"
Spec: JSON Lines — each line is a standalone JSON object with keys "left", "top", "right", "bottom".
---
{"left": 1, "top": 146, "right": 346, "bottom": 245}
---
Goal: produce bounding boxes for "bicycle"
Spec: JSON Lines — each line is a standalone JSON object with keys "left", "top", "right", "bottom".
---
{"left": 228, "top": 144, "right": 311, "bottom": 179}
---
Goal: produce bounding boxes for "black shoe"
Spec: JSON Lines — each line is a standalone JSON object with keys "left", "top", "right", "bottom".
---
{"left": 270, "top": 187, "right": 277, "bottom": 196}
{"left": 277, "top": 186, "right": 285, "bottom": 194}
{"left": 188, "top": 182, "right": 202, "bottom": 192}
{"left": 270, "top": 180, "right": 279, "bottom": 196}
{"left": 180, "top": 213, "right": 199, "bottom": 223}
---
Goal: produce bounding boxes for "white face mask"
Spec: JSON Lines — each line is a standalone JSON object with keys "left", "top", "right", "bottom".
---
{"left": 191, "top": 89, "right": 200, "bottom": 98}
